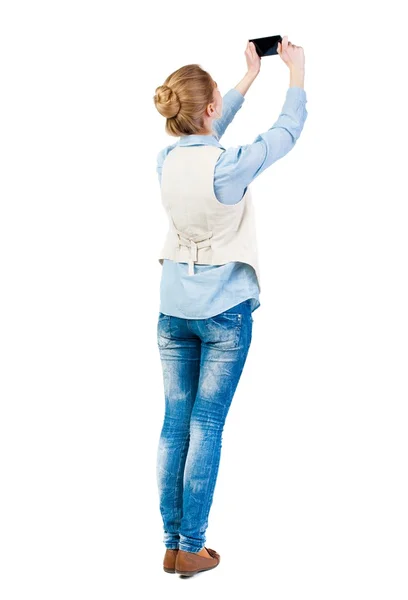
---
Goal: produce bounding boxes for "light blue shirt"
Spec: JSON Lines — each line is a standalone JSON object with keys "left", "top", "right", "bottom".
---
{"left": 157, "top": 85, "right": 308, "bottom": 319}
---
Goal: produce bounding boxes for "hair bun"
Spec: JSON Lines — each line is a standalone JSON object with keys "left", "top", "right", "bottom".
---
{"left": 154, "top": 84, "right": 181, "bottom": 119}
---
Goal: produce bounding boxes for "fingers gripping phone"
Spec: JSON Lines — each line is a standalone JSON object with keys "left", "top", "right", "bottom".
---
{"left": 249, "top": 35, "right": 282, "bottom": 57}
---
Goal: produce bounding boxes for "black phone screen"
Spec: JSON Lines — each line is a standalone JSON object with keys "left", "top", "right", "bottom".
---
{"left": 249, "top": 35, "right": 282, "bottom": 57}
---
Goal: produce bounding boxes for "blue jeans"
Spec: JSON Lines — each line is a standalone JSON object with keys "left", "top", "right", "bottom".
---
{"left": 156, "top": 299, "right": 253, "bottom": 553}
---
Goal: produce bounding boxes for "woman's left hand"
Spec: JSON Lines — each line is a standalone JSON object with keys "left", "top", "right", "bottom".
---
{"left": 245, "top": 41, "right": 261, "bottom": 77}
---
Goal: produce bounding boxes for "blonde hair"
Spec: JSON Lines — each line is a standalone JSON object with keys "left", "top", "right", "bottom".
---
{"left": 153, "top": 64, "right": 217, "bottom": 137}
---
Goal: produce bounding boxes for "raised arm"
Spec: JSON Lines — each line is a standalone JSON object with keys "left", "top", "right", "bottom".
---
{"left": 235, "top": 37, "right": 306, "bottom": 183}
{"left": 213, "top": 37, "right": 307, "bottom": 205}
{"left": 211, "top": 88, "right": 246, "bottom": 141}
{"left": 213, "top": 84, "right": 307, "bottom": 204}
{"left": 212, "top": 41, "right": 261, "bottom": 141}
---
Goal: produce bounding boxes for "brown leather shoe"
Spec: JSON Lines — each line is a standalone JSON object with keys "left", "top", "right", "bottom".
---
{"left": 163, "top": 548, "right": 179, "bottom": 573}
{"left": 175, "top": 547, "right": 220, "bottom": 577}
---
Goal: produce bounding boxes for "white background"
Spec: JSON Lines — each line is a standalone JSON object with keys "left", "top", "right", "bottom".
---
{"left": 1, "top": 1, "right": 407, "bottom": 598}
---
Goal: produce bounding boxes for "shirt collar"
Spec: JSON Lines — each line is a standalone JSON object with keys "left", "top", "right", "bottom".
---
{"left": 178, "top": 134, "right": 225, "bottom": 150}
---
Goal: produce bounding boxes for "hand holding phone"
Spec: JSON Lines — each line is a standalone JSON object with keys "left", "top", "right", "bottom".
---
{"left": 245, "top": 40, "right": 261, "bottom": 77}
{"left": 277, "top": 36, "right": 305, "bottom": 72}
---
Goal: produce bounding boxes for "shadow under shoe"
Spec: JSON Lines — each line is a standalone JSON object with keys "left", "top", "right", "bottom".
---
{"left": 175, "top": 547, "right": 221, "bottom": 577}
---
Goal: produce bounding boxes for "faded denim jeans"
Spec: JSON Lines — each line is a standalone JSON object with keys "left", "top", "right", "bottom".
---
{"left": 156, "top": 299, "right": 253, "bottom": 553}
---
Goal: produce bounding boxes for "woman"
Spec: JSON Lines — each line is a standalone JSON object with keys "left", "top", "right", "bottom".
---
{"left": 153, "top": 36, "right": 307, "bottom": 577}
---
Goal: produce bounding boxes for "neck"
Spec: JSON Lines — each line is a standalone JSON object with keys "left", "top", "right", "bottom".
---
{"left": 198, "top": 127, "right": 214, "bottom": 136}
{"left": 200, "top": 117, "right": 214, "bottom": 136}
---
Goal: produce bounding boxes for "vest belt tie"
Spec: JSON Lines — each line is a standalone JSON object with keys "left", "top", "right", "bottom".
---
{"left": 173, "top": 228, "right": 213, "bottom": 276}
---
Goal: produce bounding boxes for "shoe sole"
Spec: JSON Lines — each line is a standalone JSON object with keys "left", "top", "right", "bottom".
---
{"left": 163, "top": 567, "right": 175, "bottom": 573}
{"left": 176, "top": 563, "right": 219, "bottom": 577}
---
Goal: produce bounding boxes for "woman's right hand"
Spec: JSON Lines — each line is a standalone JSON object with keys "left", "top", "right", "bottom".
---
{"left": 277, "top": 35, "right": 305, "bottom": 72}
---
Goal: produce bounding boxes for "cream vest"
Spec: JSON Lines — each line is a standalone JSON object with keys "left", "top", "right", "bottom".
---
{"left": 158, "top": 144, "right": 261, "bottom": 292}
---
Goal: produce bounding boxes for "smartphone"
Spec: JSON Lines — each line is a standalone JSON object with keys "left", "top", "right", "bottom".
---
{"left": 249, "top": 35, "right": 282, "bottom": 57}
